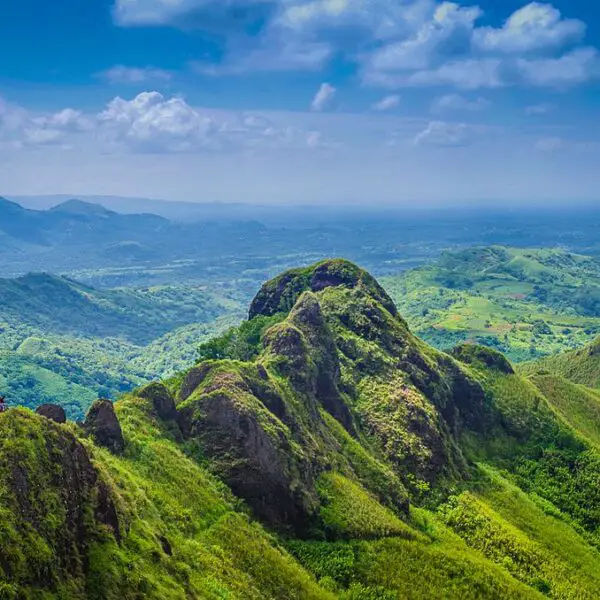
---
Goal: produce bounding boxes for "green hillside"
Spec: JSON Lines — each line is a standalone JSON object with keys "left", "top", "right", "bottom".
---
{"left": 382, "top": 246, "right": 600, "bottom": 362}
{"left": 2, "top": 259, "right": 600, "bottom": 598}
{"left": 520, "top": 337, "right": 600, "bottom": 389}
{"left": 0, "top": 273, "right": 244, "bottom": 418}
{"left": 0, "top": 273, "right": 234, "bottom": 344}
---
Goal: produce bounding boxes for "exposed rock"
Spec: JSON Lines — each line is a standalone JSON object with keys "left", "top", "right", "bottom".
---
{"left": 289, "top": 292, "right": 355, "bottom": 434}
{"left": 178, "top": 374, "right": 319, "bottom": 529}
{"left": 138, "top": 382, "right": 177, "bottom": 420}
{"left": 35, "top": 403, "right": 66, "bottom": 424}
{"left": 84, "top": 400, "right": 125, "bottom": 454}
{"left": 0, "top": 411, "right": 120, "bottom": 585}
{"left": 249, "top": 259, "right": 397, "bottom": 319}
{"left": 179, "top": 361, "right": 214, "bottom": 401}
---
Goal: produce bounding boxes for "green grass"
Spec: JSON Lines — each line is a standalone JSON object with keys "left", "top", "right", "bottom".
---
{"left": 382, "top": 246, "right": 600, "bottom": 362}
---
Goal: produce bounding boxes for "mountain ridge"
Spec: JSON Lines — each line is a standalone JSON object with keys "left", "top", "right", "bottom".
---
{"left": 2, "top": 259, "right": 600, "bottom": 598}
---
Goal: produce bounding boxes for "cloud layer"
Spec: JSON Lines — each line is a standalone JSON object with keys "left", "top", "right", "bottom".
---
{"left": 113, "top": 1, "right": 600, "bottom": 90}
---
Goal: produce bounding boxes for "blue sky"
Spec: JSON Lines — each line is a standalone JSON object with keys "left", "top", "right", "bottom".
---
{"left": 0, "top": 0, "right": 599, "bottom": 204}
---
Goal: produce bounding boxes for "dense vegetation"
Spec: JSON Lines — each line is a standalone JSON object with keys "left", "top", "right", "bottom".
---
{"left": 383, "top": 246, "right": 600, "bottom": 362}
{"left": 0, "top": 272, "right": 243, "bottom": 418}
{"left": 2, "top": 259, "right": 600, "bottom": 598}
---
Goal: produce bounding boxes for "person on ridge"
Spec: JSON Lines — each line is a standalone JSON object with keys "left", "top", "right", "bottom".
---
{"left": 0, "top": 396, "right": 7, "bottom": 413}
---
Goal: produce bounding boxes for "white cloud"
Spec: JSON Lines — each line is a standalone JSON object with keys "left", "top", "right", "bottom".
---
{"left": 114, "top": 1, "right": 599, "bottom": 91}
{"left": 475, "top": 3, "right": 585, "bottom": 54}
{"left": 191, "top": 39, "right": 332, "bottom": 75}
{"left": 414, "top": 120, "right": 471, "bottom": 146}
{"left": 100, "top": 65, "right": 172, "bottom": 84}
{"left": 360, "top": 2, "right": 598, "bottom": 90}
{"left": 403, "top": 58, "right": 504, "bottom": 89}
{"left": 311, "top": 83, "right": 337, "bottom": 111}
{"left": 371, "top": 95, "right": 401, "bottom": 111}
{"left": 18, "top": 109, "right": 95, "bottom": 146}
{"left": 516, "top": 47, "right": 599, "bottom": 87}
{"left": 365, "top": 3, "right": 482, "bottom": 73}
{"left": 94, "top": 92, "right": 335, "bottom": 153}
{"left": 97, "top": 92, "right": 217, "bottom": 152}
{"left": 432, "top": 93, "right": 489, "bottom": 112}
{"left": 113, "top": 0, "right": 272, "bottom": 27}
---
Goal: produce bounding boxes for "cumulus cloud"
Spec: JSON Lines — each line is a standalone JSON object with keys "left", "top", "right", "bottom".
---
{"left": 18, "top": 109, "right": 94, "bottom": 146}
{"left": 114, "top": 1, "right": 599, "bottom": 91}
{"left": 414, "top": 120, "right": 474, "bottom": 146}
{"left": 474, "top": 2, "right": 585, "bottom": 54}
{"left": 94, "top": 92, "right": 333, "bottom": 153}
{"left": 311, "top": 83, "right": 336, "bottom": 111}
{"left": 100, "top": 65, "right": 172, "bottom": 84}
{"left": 371, "top": 95, "right": 401, "bottom": 111}
{"left": 97, "top": 92, "right": 217, "bottom": 152}
{"left": 360, "top": 2, "right": 598, "bottom": 89}
{"left": 432, "top": 93, "right": 489, "bottom": 112}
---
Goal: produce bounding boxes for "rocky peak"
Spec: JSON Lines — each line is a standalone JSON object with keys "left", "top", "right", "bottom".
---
{"left": 249, "top": 259, "right": 397, "bottom": 319}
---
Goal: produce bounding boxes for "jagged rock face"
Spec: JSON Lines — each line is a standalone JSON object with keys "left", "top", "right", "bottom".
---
{"left": 288, "top": 293, "right": 355, "bottom": 433}
{"left": 249, "top": 259, "right": 398, "bottom": 320}
{"left": 138, "top": 382, "right": 177, "bottom": 420}
{"left": 36, "top": 403, "right": 67, "bottom": 423}
{"left": 0, "top": 410, "right": 120, "bottom": 586}
{"left": 85, "top": 400, "right": 125, "bottom": 454}
{"left": 178, "top": 367, "right": 319, "bottom": 529}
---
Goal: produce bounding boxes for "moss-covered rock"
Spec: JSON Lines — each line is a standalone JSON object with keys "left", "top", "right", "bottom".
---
{"left": 0, "top": 409, "right": 120, "bottom": 591}
{"left": 249, "top": 259, "right": 398, "bottom": 320}
{"left": 451, "top": 343, "right": 515, "bottom": 375}
{"left": 36, "top": 403, "right": 67, "bottom": 424}
{"left": 137, "top": 382, "right": 177, "bottom": 421}
{"left": 178, "top": 363, "right": 321, "bottom": 530}
{"left": 84, "top": 400, "right": 125, "bottom": 454}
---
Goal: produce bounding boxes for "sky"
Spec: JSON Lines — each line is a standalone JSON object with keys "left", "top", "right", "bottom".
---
{"left": 0, "top": 0, "right": 599, "bottom": 205}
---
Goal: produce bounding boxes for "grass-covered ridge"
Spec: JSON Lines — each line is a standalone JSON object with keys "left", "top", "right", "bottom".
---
{"left": 3, "top": 258, "right": 600, "bottom": 598}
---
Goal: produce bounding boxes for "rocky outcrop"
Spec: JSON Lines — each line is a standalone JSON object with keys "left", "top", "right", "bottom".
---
{"left": 249, "top": 259, "right": 398, "bottom": 319}
{"left": 36, "top": 403, "right": 67, "bottom": 423}
{"left": 137, "top": 382, "right": 177, "bottom": 420}
{"left": 178, "top": 368, "right": 319, "bottom": 530}
{"left": 84, "top": 400, "right": 125, "bottom": 454}
{"left": 288, "top": 292, "right": 355, "bottom": 433}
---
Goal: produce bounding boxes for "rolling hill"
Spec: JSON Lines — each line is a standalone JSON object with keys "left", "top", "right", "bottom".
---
{"left": 0, "top": 272, "right": 244, "bottom": 418}
{"left": 382, "top": 246, "right": 600, "bottom": 362}
{"left": 2, "top": 259, "right": 600, "bottom": 598}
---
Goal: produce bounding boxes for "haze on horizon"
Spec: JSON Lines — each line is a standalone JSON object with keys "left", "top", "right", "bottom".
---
{"left": 1, "top": 0, "right": 599, "bottom": 205}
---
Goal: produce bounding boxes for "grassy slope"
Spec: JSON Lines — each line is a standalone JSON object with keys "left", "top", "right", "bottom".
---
{"left": 382, "top": 246, "right": 600, "bottom": 362}
{"left": 519, "top": 337, "right": 600, "bottom": 390}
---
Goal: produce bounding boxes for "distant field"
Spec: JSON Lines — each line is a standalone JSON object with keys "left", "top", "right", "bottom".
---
{"left": 383, "top": 246, "right": 600, "bottom": 362}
